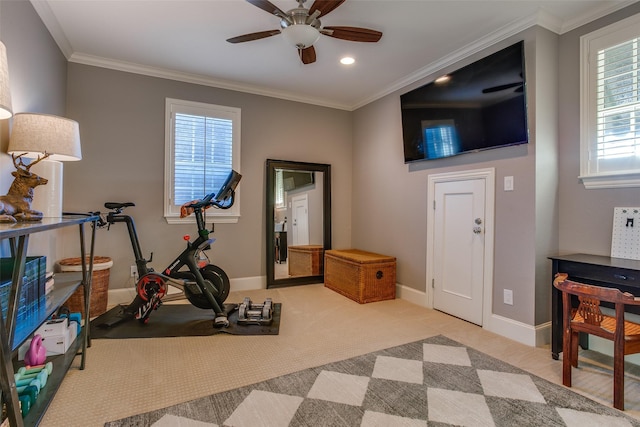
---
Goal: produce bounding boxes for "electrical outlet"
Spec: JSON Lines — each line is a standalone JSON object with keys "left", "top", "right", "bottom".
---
{"left": 503, "top": 289, "right": 513, "bottom": 305}
{"left": 130, "top": 265, "right": 137, "bottom": 277}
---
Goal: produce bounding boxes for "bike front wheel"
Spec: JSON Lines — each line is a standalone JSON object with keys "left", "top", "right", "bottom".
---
{"left": 180, "top": 264, "right": 231, "bottom": 310}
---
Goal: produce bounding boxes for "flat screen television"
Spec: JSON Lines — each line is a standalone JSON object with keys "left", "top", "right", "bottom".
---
{"left": 400, "top": 41, "right": 528, "bottom": 163}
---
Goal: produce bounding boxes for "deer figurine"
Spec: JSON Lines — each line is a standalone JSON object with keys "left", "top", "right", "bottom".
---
{"left": 0, "top": 153, "right": 49, "bottom": 223}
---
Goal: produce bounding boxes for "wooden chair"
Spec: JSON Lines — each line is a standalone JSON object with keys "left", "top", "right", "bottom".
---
{"left": 553, "top": 273, "right": 640, "bottom": 410}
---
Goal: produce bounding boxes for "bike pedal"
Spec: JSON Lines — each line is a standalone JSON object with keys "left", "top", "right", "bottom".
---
{"left": 213, "top": 316, "right": 229, "bottom": 328}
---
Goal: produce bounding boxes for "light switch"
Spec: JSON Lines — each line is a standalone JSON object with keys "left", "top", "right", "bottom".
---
{"left": 504, "top": 176, "right": 514, "bottom": 191}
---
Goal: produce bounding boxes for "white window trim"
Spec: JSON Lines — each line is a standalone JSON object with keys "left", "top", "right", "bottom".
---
{"left": 164, "top": 98, "right": 241, "bottom": 224}
{"left": 579, "top": 13, "right": 640, "bottom": 189}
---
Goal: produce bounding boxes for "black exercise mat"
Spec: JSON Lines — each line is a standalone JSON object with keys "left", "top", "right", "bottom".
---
{"left": 89, "top": 302, "right": 281, "bottom": 339}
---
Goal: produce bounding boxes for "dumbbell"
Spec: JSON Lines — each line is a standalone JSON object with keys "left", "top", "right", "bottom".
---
{"left": 19, "top": 394, "right": 32, "bottom": 417}
{"left": 18, "top": 384, "right": 39, "bottom": 415}
{"left": 17, "top": 362, "right": 53, "bottom": 378}
{"left": 15, "top": 362, "right": 53, "bottom": 389}
{"left": 15, "top": 370, "right": 47, "bottom": 390}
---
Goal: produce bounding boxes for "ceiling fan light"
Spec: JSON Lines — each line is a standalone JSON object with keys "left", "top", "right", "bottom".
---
{"left": 281, "top": 24, "right": 320, "bottom": 49}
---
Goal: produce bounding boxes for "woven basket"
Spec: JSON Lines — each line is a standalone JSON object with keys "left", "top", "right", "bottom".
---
{"left": 288, "top": 245, "right": 324, "bottom": 277}
{"left": 324, "top": 249, "right": 396, "bottom": 304}
{"left": 59, "top": 256, "right": 112, "bottom": 317}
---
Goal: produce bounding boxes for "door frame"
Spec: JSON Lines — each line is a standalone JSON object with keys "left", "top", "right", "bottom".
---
{"left": 426, "top": 168, "right": 495, "bottom": 328}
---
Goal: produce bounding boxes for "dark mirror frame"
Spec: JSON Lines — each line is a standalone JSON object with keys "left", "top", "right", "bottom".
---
{"left": 266, "top": 159, "right": 331, "bottom": 288}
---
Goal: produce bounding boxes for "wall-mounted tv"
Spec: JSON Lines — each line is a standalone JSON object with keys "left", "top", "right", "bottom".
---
{"left": 400, "top": 41, "right": 528, "bottom": 163}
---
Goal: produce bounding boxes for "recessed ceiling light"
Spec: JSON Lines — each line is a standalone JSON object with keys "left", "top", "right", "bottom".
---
{"left": 435, "top": 75, "right": 450, "bottom": 84}
{"left": 340, "top": 57, "right": 355, "bottom": 65}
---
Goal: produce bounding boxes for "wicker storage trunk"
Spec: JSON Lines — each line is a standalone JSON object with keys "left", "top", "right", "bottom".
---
{"left": 289, "top": 245, "right": 324, "bottom": 276}
{"left": 324, "top": 249, "right": 396, "bottom": 303}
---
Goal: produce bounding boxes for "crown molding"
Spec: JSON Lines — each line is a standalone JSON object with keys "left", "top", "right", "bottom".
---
{"left": 30, "top": 0, "right": 73, "bottom": 59}
{"left": 68, "top": 53, "right": 352, "bottom": 111}
{"left": 32, "top": 0, "right": 640, "bottom": 112}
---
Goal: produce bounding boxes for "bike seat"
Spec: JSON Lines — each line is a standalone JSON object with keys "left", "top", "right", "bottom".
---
{"left": 104, "top": 202, "right": 135, "bottom": 210}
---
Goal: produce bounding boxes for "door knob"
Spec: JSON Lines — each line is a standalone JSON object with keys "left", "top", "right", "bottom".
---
{"left": 475, "top": 218, "right": 482, "bottom": 225}
{"left": 473, "top": 226, "right": 482, "bottom": 234}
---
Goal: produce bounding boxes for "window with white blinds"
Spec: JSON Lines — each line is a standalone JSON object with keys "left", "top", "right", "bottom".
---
{"left": 580, "top": 13, "right": 640, "bottom": 188}
{"left": 164, "top": 98, "right": 240, "bottom": 223}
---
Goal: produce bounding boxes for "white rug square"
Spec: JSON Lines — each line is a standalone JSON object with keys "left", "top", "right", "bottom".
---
{"left": 477, "top": 369, "right": 546, "bottom": 403}
{"left": 151, "top": 414, "right": 217, "bottom": 427}
{"left": 423, "top": 343, "right": 471, "bottom": 366}
{"left": 556, "top": 407, "right": 634, "bottom": 427}
{"left": 427, "top": 388, "right": 495, "bottom": 427}
{"left": 360, "top": 410, "right": 428, "bottom": 427}
{"left": 224, "top": 390, "right": 303, "bottom": 427}
{"left": 372, "top": 355, "right": 423, "bottom": 384}
{"left": 307, "top": 370, "right": 370, "bottom": 406}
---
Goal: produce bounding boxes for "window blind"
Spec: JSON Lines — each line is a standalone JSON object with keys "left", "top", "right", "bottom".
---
{"left": 596, "top": 37, "right": 640, "bottom": 162}
{"left": 173, "top": 113, "right": 233, "bottom": 205}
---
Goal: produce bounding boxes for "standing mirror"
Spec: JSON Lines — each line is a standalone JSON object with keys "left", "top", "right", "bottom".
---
{"left": 266, "top": 159, "right": 331, "bottom": 288}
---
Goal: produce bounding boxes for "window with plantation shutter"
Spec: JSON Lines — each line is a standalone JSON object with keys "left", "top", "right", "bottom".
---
{"left": 164, "top": 98, "right": 241, "bottom": 223}
{"left": 580, "top": 13, "right": 640, "bottom": 189}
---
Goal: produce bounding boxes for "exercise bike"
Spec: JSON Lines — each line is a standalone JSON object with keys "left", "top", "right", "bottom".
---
{"left": 95, "top": 170, "right": 241, "bottom": 328}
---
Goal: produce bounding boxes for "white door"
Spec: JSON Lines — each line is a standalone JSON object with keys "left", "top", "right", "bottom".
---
{"left": 291, "top": 194, "right": 309, "bottom": 246}
{"left": 432, "top": 178, "right": 486, "bottom": 325}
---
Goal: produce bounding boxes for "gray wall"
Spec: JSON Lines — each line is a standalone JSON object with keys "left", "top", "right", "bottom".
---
{"left": 351, "top": 29, "right": 543, "bottom": 326}
{"left": 558, "top": 4, "right": 640, "bottom": 257}
{"left": 62, "top": 64, "right": 353, "bottom": 289}
{"left": 0, "top": 0, "right": 68, "bottom": 265}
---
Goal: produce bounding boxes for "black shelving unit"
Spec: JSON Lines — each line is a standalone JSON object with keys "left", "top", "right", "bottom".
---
{"left": 0, "top": 215, "right": 97, "bottom": 426}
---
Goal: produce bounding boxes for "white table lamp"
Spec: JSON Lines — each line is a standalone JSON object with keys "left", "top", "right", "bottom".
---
{"left": 7, "top": 113, "right": 82, "bottom": 217}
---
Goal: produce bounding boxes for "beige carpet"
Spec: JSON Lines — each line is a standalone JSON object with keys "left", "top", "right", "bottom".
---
{"left": 39, "top": 284, "right": 640, "bottom": 426}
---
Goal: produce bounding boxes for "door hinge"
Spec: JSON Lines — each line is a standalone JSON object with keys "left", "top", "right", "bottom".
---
{"left": 433, "top": 200, "right": 436, "bottom": 210}
{"left": 432, "top": 278, "right": 435, "bottom": 288}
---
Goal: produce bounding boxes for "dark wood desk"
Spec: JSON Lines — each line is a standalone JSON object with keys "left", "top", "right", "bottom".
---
{"left": 549, "top": 254, "right": 640, "bottom": 359}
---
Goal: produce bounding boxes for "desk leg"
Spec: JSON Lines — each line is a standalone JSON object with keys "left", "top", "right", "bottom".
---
{"left": 551, "top": 260, "right": 561, "bottom": 360}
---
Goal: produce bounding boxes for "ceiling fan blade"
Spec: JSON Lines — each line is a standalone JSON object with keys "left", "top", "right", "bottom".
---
{"left": 321, "top": 26, "right": 382, "bottom": 42}
{"left": 299, "top": 46, "right": 317, "bottom": 64}
{"left": 246, "top": 0, "right": 287, "bottom": 18}
{"left": 482, "top": 82, "right": 522, "bottom": 93}
{"left": 309, "top": 0, "right": 347, "bottom": 17}
{"left": 226, "top": 29, "right": 281, "bottom": 44}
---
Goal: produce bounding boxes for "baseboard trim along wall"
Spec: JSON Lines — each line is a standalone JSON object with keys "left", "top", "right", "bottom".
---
{"left": 106, "top": 280, "right": 550, "bottom": 348}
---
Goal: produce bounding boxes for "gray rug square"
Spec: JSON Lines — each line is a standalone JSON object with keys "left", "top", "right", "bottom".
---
{"left": 104, "top": 335, "right": 640, "bottom": 427}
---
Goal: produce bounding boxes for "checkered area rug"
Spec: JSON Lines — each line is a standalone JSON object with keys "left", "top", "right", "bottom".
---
{"left": 105, "top": 335, "right": 640, "bottom": 427}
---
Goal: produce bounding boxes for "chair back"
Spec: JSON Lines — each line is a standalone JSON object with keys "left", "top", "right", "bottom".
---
{"left": 553, "top": 273, "right": 637, "bottom": 305}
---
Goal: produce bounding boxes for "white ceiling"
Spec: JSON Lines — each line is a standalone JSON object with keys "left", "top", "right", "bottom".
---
{"left": 32, "top": 0, "right": 637, "bottom": 111}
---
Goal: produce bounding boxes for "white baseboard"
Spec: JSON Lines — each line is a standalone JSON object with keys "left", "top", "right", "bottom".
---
{"left": 107, "top": 276, "right": 267, "bottom": 307}
{"left": 485, "top": 314, "right": 550, "bottom": 347}
{"left": 108, "top": 288, "right": 137, "bottom": 306}
{"left": 395, "top": 284, "right": 550, "bottom": 348}
{"left": 230, "top": 276, "right": 265, "bottom": 291}
{"left": 396, "top": 284, "right": 429, "bottom": 306}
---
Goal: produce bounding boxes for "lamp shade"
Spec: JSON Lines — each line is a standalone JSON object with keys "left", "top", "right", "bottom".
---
{"left": 8, "top": 113, "right": 82, "bottom": 161}
{"left": 0, "top": 41, "right": 13, "bottom": 119}
{"left": 281, "top": 24, "right": 320, "bottom": 49}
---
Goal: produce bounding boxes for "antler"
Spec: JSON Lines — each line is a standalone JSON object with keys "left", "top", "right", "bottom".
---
{"left": 11, "top": 152, "right": 51, "bottom": 171}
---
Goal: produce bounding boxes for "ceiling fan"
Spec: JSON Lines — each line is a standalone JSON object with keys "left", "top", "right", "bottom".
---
{"left": 226, "top": 0, "right": 383, "bottom": 65}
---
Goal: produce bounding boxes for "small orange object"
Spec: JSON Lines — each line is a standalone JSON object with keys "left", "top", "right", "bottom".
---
{"left": 183, "top": 235, "right": 190, "bottom": 241}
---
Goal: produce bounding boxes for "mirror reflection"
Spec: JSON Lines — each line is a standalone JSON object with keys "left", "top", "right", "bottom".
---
{"left": 274, "top": 170, "right": 324, "bottom": 279}
{"left": 266, "top": 160, "right": 331, "bottom": 288}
